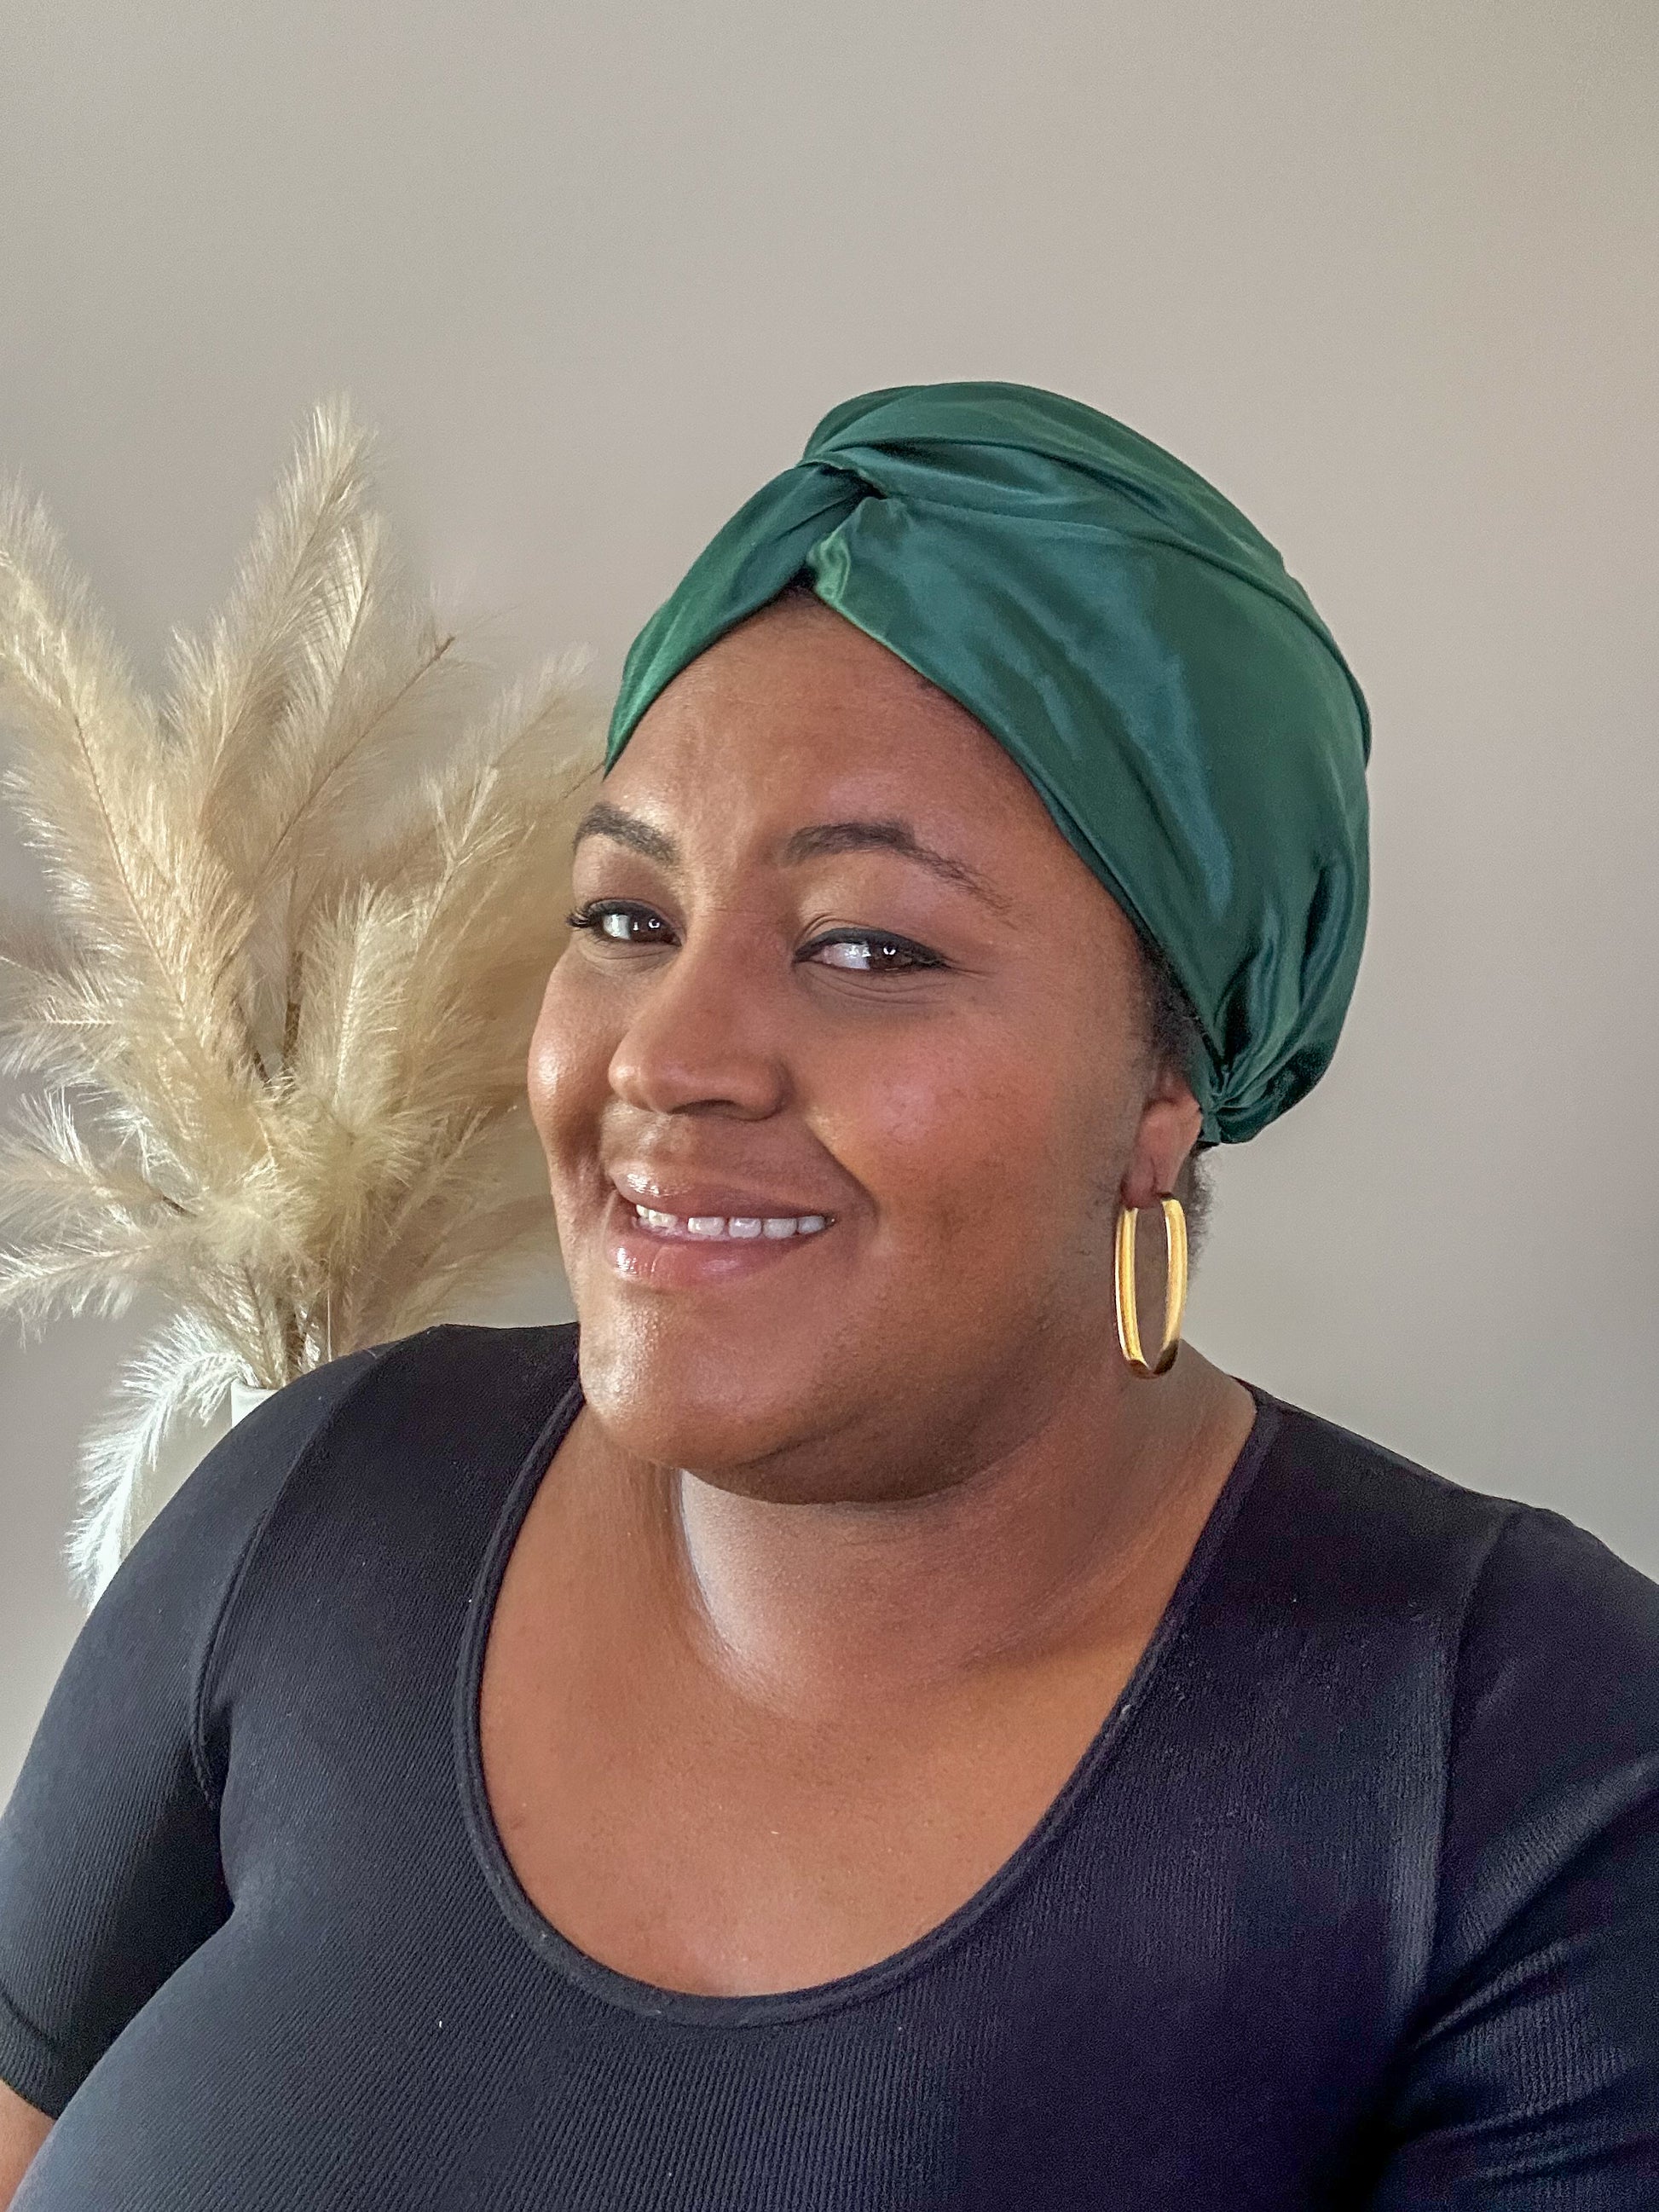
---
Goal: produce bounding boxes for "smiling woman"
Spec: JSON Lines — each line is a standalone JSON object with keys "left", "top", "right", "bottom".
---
{"left": 1, "top": 384, "right": 1656, "bottom": 2212}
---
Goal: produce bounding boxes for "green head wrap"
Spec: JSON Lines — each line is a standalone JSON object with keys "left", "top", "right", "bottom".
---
{"left": 604, "top": 380, "right": 1371, "bottom": 1146}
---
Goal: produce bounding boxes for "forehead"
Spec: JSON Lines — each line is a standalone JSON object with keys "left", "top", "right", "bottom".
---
{"left": 604, "top": 598, "right": 1056, "bottom": 853}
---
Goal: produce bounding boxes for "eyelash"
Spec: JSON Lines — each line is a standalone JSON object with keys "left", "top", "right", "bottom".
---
{"left": 562, "top": 899, "right": 946, "bottom": 975}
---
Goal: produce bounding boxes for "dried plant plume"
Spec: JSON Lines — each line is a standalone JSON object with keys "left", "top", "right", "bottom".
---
{"left": 0, "top": 396, "right": 604, "bottom": 1602}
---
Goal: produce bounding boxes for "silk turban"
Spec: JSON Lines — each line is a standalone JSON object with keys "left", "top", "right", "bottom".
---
{"left": 604, "top": 380, "right": 1371, "bottom": 1146}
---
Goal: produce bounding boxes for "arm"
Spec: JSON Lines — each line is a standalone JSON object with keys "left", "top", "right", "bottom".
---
{"left": 0, "top": 1342, "right": 389, "bottom": 2124}
{"left": 0, "top": 2080, "right": 50, "bottom": 2209}
{"left": 1366, "top": 1505, "right": 1659, "bottom": 2206}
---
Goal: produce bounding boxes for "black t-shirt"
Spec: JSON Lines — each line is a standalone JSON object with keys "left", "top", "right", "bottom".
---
{"left": 3, "top": 1320, "right": 1657, "bottom": 2209}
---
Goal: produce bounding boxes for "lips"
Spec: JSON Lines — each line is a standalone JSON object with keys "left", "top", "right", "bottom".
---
{"left": 599, "top": 1181, "right": 838, "bottom": 1291}
{"left": 608, "top": 1164, "right": 838, "bottom": 1222}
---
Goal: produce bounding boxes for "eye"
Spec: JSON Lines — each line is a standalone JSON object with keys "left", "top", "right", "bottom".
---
{"left": 564, "top": 899, "right": 674, "bottom": 945}
{"left": 564, "top": 902, "right": 946, "bottom": 975}
{"left": 803, "top": 930, "right": 945, "bottom": 974}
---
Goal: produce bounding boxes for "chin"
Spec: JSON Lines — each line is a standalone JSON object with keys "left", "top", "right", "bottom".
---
{"left": 569, "top": 1291, "right": 847, "bottom": 1484}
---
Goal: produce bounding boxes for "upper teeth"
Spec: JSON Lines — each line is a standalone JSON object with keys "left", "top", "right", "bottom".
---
{"left": 633, "top": 1204, "right": 829, "bottom": 1239}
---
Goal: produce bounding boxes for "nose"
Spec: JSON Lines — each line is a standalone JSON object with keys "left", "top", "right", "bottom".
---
{"left": 606, "top": 919, "right": 792, "bottom": 1121}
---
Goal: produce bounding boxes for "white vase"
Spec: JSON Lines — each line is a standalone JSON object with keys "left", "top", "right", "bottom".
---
{"left": 228, "top": 1378, "right": 277, "bottom": 1426}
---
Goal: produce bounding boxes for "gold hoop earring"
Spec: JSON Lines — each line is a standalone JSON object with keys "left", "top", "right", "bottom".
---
{"left": 1114, "top": 1196, "right": 1188, "bottom": 1377}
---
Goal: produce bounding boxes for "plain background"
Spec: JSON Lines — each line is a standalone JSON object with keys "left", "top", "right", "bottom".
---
{"left": 1, "top": 0, "right": 1655, "bottom": 1800}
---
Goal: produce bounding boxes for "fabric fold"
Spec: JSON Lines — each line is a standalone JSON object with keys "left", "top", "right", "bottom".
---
{"left": 606, "top": 380, "right": 1371, "bottom": 1145}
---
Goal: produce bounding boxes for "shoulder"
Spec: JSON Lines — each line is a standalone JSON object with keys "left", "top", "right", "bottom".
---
{"left": 1241, "top": 1385, "right": 1659, "bottom": 1974}
{"left": 1240, "top": 1383, "right": 1659, "bottom": 1696}
{"left": 144, "top": 1337, "right": 396, "bottom": 1561}
{"left": 1243, "top": 1382, "right": 1659, "bottom": 1660}
{"left": 156, "top": 1317, "right": 581, "bottom": 1556}
{"left": 1228, "top": 1386, "right": 1532, "bottom": 1635}
{"left": 40, "top": 1334, "right": 410, "bottom": 1799}
{"left": 78, "top": 1333, "right": 399, "bottom": 1660}
{"left": 100, "top": 1320, "right": 582, "bottom": 1749}
{"left": 1436, "top": 1496, "right": 1659, "bottom": 1976}
{"left": 179, "top": 1315, "right": 581, "bottom": 1597}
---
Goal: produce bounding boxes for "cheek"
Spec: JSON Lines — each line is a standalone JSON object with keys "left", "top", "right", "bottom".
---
{"left": 818, "top": 1024, "right": 1108, "bottom": 1271}
{"left": 526, "top": 956, "right": 610, "bottom": 1163}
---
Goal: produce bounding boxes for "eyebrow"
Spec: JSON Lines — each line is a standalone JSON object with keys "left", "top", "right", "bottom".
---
{"left": 571, "top": 800, "right": 1013, "bottom": 916}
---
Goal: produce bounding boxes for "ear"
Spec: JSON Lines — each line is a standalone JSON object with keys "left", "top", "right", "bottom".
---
{"left": 1120, "top": 1071, "right": 1203, "bottom": 1211}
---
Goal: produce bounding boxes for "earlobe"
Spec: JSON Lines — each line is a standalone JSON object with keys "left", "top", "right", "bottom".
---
{"left": 1121, "top": 1087, "right": 1202, "bottom": 1212}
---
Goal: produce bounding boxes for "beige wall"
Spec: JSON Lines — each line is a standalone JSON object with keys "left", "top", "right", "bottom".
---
{"left": 2, "top": 0, "right": 1656, "bottom": 1796}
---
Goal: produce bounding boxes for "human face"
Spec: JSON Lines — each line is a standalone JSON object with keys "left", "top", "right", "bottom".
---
{"left": 528, "top": 597, "right": 1197, "bottom": 1500}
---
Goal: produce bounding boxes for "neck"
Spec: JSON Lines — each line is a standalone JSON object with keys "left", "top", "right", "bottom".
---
{"left": 598, "top": 1346, "right": 1257, "bottom": 1716}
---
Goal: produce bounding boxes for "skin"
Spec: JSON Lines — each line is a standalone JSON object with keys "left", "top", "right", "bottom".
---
{"left": 494, "top": 592, "right": 1259, "bottom": 1998}
{"left": 0, "top": 2082, "right": 50, "bottom": 2207}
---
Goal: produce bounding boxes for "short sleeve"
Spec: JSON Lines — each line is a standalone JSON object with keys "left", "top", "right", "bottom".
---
{"left": 0, "top": 1343, "right": 389, "bottom": 2118}
{"left": 1367, "top": 1503, "right": 1659, "bottom": 2206}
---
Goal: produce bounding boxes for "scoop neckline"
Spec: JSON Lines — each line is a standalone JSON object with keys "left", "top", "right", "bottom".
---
{"left": 452, "top": 1340, "right": 1283, "bottom": 2028}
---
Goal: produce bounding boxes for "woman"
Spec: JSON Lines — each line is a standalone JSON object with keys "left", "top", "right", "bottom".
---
{"left": 1, "top": 381, "right": 1655, "bottom": 2208}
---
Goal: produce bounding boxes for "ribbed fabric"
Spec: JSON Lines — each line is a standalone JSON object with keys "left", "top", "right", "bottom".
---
{"left": 2, "top": 1320, "right": 1656, "bottom": 2208}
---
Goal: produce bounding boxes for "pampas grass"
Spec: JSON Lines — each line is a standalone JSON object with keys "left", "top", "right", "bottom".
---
{"left": 0, "top": 396, "right": 604, "bottom": 1603}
